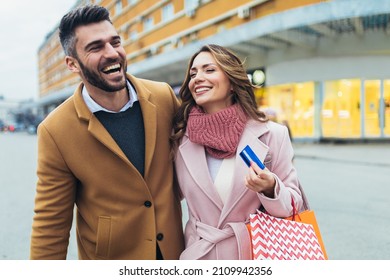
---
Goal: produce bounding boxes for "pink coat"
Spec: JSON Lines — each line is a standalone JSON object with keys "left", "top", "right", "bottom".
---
{"left": 175, "top": 119, "right": 303, "bottom": 260}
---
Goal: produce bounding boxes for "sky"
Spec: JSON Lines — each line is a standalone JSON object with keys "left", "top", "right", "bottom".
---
{"left": 0, "top": 0, "right": 78, "bottom": 101}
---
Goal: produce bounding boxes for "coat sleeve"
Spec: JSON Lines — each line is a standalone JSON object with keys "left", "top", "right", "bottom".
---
{"left": 258, "top": 123, "right": 303, "bottom": 217}
{"left": 30, "top": 123, "right": 76, "bottom": 260}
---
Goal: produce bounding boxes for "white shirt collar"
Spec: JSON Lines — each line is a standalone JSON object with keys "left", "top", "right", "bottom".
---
{"left": 82, "top": 80, "right": 138, "bottom": 113}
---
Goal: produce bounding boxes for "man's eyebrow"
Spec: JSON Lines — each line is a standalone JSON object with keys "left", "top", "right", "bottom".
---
{"left": 111, "top": 35, "right": 121, "bottom": 41}
{"left": 84, "top": 40, "right": 103, "bottom": 51}
{"left": 84, "top": 36, "right": 121, "bottom": 51}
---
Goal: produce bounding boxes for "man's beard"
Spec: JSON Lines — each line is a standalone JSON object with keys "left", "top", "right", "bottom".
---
{"left": 78, "top": 59, "right": 127, "bottom": 92}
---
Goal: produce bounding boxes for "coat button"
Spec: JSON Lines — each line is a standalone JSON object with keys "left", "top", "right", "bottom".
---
{"left": 144, "top": 201, "right": 152, "bottom": 207}
{"left": 156, "top": 233, "right": 164, "bottom": 241}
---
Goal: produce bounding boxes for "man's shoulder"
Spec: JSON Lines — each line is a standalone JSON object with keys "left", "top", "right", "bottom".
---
{"left": 128, "top": 74, "right": 172, "bottom": 92}
{"left": 42, "top": 95, "right": 76, "bottom": 125}
{"left": 137, "top": 77, "right": 166, "bottom": 86}
{"left": 127, "top": 74, "right": 179, "bottom": 110}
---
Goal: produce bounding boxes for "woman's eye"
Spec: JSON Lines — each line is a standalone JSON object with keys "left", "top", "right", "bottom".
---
{"left": 206, "top": 68, "right": 215, "bottom": 73}
{"left": 189, "top": 73, "right": 196, "bottom": 78}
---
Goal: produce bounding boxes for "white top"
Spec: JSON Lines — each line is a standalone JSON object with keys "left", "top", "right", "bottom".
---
{"left": 206, "top": 153, "right": 235, "bottom": 204}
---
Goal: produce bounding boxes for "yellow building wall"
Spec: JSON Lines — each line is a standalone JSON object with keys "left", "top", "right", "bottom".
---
{"left": 38, "top": 0, "right": 326, "bottom": 98}
{"left": 37, "top": 0, "right": 390, "bottom": 140}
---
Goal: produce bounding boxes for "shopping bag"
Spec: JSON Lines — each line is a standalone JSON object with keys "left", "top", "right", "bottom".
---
{"left": 284, "top": 209, "right": 328, "bottom": 259}
{"left": 249, "top": 208, "right": 327, "bottom": 260}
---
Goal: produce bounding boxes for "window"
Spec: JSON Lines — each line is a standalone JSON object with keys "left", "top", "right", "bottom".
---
{"left": 184, "top": 0, "right": 199, "bottom": 17}
{"left": 185, "top": 0, "right": 199, "bottom": 10}
{"left": 384, "top": 80, "right": 390, "bottom": 136}
{"left": 322, "top": 79, "right": 361, "bottom": 138}
{"left": 364, "top": 80, "right": 381, "bottom": 137}
{"left": 162, "top": 3, "right": 174, "bottom": 22}
{"left": 115, "top": 0, "right": 122, "bottom": 15}
{"left": 261, "top": 82, "right": 315, "bottom": 138}
{"left": 143, "top": 17, "right": 154, "bottom": 32}
{"left": 129, "top": 30, "right": 138, "bottom": 41}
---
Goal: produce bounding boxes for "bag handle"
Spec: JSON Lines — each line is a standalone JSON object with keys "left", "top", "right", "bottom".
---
{"left": 291, "top": 197, "right": 300, "bottom": 221}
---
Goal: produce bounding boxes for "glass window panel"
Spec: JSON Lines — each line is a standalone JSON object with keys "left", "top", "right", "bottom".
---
{"left": 143, "top": 17, "right": 154, "bottom": 31}
{"left": 322, "top": 79, "right": 361, "bottom": 138}
{"left": 364, "top": 80, "right": 380, "bottom": 137}
{"left": 115, "top": 0, "right": 122, "bottom": 15}
{"left": 258, "top": 82, "right": 315, "bottom": 139}
{"left": 384, "top": 80, "right": 390, "bottom": 136}
{"left": 162, "top": 3, "right": 174, "bottom": 22}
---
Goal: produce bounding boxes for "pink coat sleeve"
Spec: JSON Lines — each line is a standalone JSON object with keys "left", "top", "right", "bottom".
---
{"left": 257, "top": 122, "right": 303, "bottom": 217}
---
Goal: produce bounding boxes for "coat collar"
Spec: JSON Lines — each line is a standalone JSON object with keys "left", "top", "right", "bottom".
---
{"left": 73, "top": 74, "right": 157, "bottom": 178}
{"left": 179, "top": 119, "right": 270, "bottom": 223}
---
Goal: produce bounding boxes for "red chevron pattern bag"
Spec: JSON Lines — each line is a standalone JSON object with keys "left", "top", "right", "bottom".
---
{"left": 249, "top": 208, "right": 326, "bottom": 260}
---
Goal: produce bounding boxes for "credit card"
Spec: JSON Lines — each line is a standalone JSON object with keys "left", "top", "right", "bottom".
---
{"left": 239, "top": 145, "right": 265, "bottom": 170}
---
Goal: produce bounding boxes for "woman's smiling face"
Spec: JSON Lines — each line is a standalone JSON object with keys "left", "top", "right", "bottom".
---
{"left": 188, "top": 51, "right": 233, "bottom": 114}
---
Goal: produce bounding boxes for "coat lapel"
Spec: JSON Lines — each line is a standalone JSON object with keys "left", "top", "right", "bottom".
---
{"left": 73, "top": 75, "right": 158, "bottom": 173}
{"left": 129, "top": 75, "right": 157, "bottom": 179}
{"left": 73, "top": 83, "right": 131, "bottom": 165}
{"left": 219, "top": 120, "right": 270, "bottom": 224}
{"left": 179, "top": 137, "right": 224, "bottom": 210}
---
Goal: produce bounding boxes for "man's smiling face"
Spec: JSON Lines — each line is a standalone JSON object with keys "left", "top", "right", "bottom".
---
{"left": 72, "top": 20, "right": 127, "bottom": 92}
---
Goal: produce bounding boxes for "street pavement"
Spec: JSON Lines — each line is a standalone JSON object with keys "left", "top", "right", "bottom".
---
{"left": 294, "top": 141, "right": 390, "bottom": 166}
{"left": 0, "top": 132, "right": 78, "bottom": 260}
{"left": 1, "top": 132, "right": 389, "bottom": 259}
{"left": 292, "top": 141, "right": 390, "bottom": 259}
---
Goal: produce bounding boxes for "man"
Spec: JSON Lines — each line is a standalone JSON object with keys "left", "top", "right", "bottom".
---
{"left": 30, "top": 5, "right": 184, "bottom": 260}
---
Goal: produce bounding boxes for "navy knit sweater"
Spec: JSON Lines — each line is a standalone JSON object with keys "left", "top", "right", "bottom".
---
{"left": 94, "top": 102, "right": 145, "bottom": 176}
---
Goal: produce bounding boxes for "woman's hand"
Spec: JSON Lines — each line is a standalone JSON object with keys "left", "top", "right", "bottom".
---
{"left": 245, "top": 162, "right": 276, "bottom": 198}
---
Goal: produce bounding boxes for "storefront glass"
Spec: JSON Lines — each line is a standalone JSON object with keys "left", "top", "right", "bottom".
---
{"left": 384, "top": 80, "right": 390, "bottom": 136}
{"left": 322, "top": 79, "right": 361, "bottom": 138}
{"left": 258, "top": 78, "right": 389, "bottom": 140}
{"left": 257, "top": 82, "right": 315, "bottom": 138}
{"left": 364, "top": 80, "right": 380, "bottom": 137}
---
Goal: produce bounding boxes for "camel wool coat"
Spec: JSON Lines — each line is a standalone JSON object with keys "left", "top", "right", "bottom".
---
{"left": 30, "top": 74, "right": 184, "bottom": 260}
{"left": 175, "top": 120, "right": 303, "bottom": 260}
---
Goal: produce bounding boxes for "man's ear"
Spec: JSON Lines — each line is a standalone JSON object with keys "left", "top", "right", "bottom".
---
{"left": 65, "top": 56, "right": 80, "bottom": 73}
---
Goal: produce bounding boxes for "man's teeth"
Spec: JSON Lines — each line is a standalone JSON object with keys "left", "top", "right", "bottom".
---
{"left": 102, "top": 64, "right": 120, "bottom": 72}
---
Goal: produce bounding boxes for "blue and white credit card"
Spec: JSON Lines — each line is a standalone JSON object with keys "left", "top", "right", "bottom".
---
{"left": 239, "top": 145, "right": 265, "bottom": 170}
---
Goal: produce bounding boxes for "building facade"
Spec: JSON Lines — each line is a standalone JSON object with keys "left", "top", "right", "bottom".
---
{"left": 37, "top": 0, "right": 390, "bottom": 141}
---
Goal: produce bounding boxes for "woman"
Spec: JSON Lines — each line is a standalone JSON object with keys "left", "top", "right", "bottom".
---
{"left": 171, "top": 44, "right": 304, "bottom": 260}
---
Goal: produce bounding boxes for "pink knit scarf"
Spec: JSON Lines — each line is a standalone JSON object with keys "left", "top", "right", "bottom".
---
{"left": 187, "top": 104, "right": 247, "bottom": 159}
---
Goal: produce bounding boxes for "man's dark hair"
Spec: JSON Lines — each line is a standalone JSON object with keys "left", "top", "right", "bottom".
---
{"left": 59, "top": 5, "right": 112, "bottom": 57}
